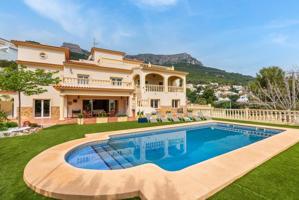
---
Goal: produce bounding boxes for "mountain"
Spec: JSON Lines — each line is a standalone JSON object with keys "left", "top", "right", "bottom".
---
{"left": 126, "top": 53, "right": 253, "bottom": 85}
{"left": 126, "top": 53, "right": 202, "bottom": 65}
{"left": 62, "top": 42, "right": 89, "bottom": 60}
{"left": 61, "top": 43, "right": 253, "bottom": 85}
{"left": 172, "top": 63, "right": 253, "bottom": 85}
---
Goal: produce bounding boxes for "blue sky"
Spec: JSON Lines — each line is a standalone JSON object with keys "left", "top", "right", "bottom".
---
{"left": 1, "top": 0, "right": 299, "bottom": 75}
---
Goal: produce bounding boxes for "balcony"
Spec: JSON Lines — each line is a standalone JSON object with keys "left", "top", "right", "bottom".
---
{"left": 144, "top": 84, "right": 184, "bottom": 93}
{"left": 60, "top": 77, "right": 133, "bottom": 89}
{"left": 145, "top": 84, "right": 164, "bottom": 92}
{"left": 168, "top": 86, "right": 184, "bottom": 93}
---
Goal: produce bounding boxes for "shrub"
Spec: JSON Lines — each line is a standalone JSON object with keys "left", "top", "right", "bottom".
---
{"left": 0, "top": 126, "right": 8, "bottom": 131}
{"left": 5, "top": 121, "right": 18, "bottom": 128}
{"left": 0, "top": 110, "right": 8, "bottom": 122}
{"left": 117, "top": 114, "right": 127, "bottom": 117}
{"left": 0, "top": 123, "right": 8, "bottom": 131}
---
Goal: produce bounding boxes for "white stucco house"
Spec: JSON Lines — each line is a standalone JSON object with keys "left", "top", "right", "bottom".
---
{"left": 0, "top": 40, "right": 188, "bottom": 125}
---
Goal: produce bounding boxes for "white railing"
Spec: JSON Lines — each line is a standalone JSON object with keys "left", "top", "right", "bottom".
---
{"left": 191, "top": 108, "right": 299, "bottom": 124}
{"left": 168, "top": 86, "right": 184, "bottom": 92}
{"left": 61, "top": 77, "right": 133, "bottom": 89}
{"left": 145, "top": 84, "right": 164, "bottom": 92}
{"left": 144, "top": 84, "right": 184, "bottom": 92}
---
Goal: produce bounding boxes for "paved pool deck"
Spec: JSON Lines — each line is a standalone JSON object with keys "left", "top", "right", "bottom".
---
{"left": 23, "top": 120, "right": 299, "bottom": 200}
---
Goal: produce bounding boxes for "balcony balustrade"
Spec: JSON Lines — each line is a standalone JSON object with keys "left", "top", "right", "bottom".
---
{"left": 144, "top": 84, "right": 184, "bottom": 93}
{"left": 61, "top": 77, "right": 133, "bottom": 89}
{"left": 145, "top": 84, "right": 164, "bottom": 92}
{"left": 168, "top": 86, "right": 184, "bottom": 92}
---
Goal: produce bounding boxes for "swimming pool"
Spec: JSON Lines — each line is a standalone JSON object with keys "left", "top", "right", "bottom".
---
{"left": 66, "top": 123, "right": 282, "bottom": 171}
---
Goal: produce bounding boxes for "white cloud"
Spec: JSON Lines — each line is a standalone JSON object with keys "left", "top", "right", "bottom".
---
{"left": 23, "top": 0, "right": 135, "bottom": 48}
{"left": 24, "top": 0, "right": 87, "bottom": 37}
{"left": 269, "top": 33, "right": 288, "bottom": 45}
{"left": 132, "top": 0, "right": 178, "bottom": 7}
{"left": 266, "top": 19, "right": 299, "bottom": 29}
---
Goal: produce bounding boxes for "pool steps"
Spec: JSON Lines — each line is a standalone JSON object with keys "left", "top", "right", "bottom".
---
{"left": 92, "top": 144, "right": 133, "bottom": 170}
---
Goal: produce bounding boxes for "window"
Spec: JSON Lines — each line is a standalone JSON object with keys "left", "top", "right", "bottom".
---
{"left": 39, "top": 52, "right": 47, "bottom": 59}
{"left": 34, "top": 99, "right": 50, "bottom": 118}
{"left": 150, "top": 99, "right": 160, "bottom": 108}
{"left": 172, "top": 99, "right": 180, "bottom": 108}
{"left": 77, "top": 74, "right": 89, "bottom": 85}
{"left": 110, "top": 77, "right": 123, "bottom": 86}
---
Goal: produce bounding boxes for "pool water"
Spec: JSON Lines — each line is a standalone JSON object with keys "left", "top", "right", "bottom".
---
{"left": 66, "top": 123, "right": 282, "bottom": 171}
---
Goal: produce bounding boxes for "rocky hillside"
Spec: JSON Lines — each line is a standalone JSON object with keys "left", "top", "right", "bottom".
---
{"left": 126, "top": 53, "right": 253, "bottom": 85}
{"left": 126, "top": 53, "right": 202, "bottom": 65}
{"left": 60, "top": 42, "right": 253, "bottom": 85}
{"left": 62, "top": 42, "right": 89, "bottom": 60}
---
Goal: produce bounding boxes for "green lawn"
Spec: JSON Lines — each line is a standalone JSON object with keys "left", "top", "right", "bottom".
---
{"left": 0, "top": 120, "right": 298, "bottom": 200}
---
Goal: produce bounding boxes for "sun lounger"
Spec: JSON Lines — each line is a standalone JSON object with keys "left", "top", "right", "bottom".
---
{"left": 183, "top": 117, "right": 193, "bottom": 122}
{"left": 146, "top": 114, "right": 158, "bottom": 123}
{"left": 149, "top": 118, "right": 158, "bottom": 123}
{"left": 193, "top": 115, "right": 202, "bottom": 121}
{"left": 171, "top": 116, "right": 180, "bottom": 122}
{"left": 160, "top": 117, "right": 170, "bottom": 122}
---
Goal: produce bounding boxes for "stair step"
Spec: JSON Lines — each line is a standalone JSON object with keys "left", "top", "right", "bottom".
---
{"left": 92, "top": 145, "right": 123, "bottom": 169}
{"left": 102, "top": 145, "right": 133, "bottom": 168}
{"left": 82, "top": 146, "right": 110, "bottom": 170}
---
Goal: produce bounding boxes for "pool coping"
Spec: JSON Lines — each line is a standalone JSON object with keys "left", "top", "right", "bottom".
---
{"left": 23, "top": 120, "right": 299, "bottom": 200}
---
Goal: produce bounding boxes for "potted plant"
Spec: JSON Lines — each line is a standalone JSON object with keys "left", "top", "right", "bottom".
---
{"left": 137, "top": 111, "right": 148, "bottom": 123}
{"left": 77, "top": 113, "right": 84, "bottom": 125}
{"left": 96, "top": 112, "right": 108, "bottom": 123}
{"left": 117, "top": 114, "right": 128, "bottom": 122}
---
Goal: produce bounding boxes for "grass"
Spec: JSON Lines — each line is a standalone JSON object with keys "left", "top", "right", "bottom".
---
{"left": 0, "top": 121, "right": 181, "bottom": 200}
{"left": 209, "top": 118, "right": 299, "bottom": 200}
{"left": 0, "top": 119, "right": 298, "bottom": 200}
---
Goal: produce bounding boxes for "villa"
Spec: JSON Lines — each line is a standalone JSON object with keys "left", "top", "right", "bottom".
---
{"left": 2, "top": 40, "right": 187, "bottom": 125}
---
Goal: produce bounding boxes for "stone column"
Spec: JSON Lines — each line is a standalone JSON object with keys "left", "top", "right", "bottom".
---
{"left": 127, "top": 96, "right": 133, "bottom": 117}
{"left": 59, "top": 95, "right": 65, "bottom": 120}
{"left": 140, "top": 73, "right": 146, "bottom": 93}
{"left": 164, "top": 75, "right": 168, "bottom": 92}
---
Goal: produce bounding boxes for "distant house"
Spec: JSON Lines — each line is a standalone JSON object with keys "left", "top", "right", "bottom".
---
{"left": 0, "top": 38, "right": 17, "bottom": 61}
{"left": 186, "top": 83, "right": 196, "bottom": 92}
{"left": 217, "top": 97, "right": 230, "bottom": 102}
{"left": 237, "top": 95, "right": 249, "bottom": 103}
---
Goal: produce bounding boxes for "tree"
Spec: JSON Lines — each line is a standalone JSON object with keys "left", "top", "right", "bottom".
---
{"left": 202, "top": 88, "right": 216, "bottom": 104}
{"left": 249, "top": 66, "right": 299, "bottom": 110}
{"left": 186, "top": 88, "right": 198, "bottom": 103}
{"left": 228, "top": 94, "right": 239, "bottom": 102}
{"left": 0, "top": 63, "right": 59, "bottom": 127}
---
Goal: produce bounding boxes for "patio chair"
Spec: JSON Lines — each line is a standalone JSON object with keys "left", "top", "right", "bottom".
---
{"left": 160, "top": 116, "right": 170, "bottom": 123}
{"left": 193, "top": 114, "right": 202, "bottom": 121}
{"left": 170, "top": 114, "right": 180, "bottom": 122}
{"left": 146, "top": 114, "right": 158, "bottom": 123}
